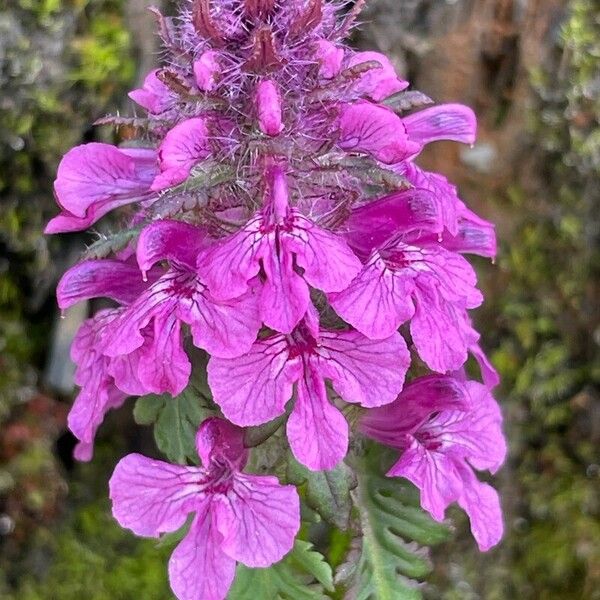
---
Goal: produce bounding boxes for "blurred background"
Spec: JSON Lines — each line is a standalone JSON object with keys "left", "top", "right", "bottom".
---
{"left": 0, "top": 0, "right": 598, "bottom": 598}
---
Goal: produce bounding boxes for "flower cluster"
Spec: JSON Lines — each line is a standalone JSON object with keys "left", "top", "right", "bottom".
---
{"left": 48, "top": 1, "right": 507, "bottom": 598}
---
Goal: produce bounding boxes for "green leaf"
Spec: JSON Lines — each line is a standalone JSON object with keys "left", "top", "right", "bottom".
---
{"left": 133, "top": 387, "right": 214, "bottom": 464}
{"left": 228, "top": 540, "right": 333, "bottom": 600}
{"left": 287, "top": 456, "right": 356, "bottom": 530}
{"left": 133, "top": 394, "right": 165, "bottom": 425}
{"left": 339, "top": 445, "right": 450, "bottom": 600}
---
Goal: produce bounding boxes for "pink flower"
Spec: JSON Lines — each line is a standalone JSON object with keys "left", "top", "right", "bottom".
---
{"left": 346, "top": 51, "right": 409, "bottom": 101}
{"left": 193, "top": 51, "right": 220, "bottom": 91}
{"left": 68, "top": 309, "right": 127, "bottom": 461}
{"left": 255, "top": 79, "right": 283, "bottom": 135}
{"left": 129, "top": 69, "right": 173, "bottom": 114}
{"left": 197, "top": 163, "right": 361, "bottom": 333}
{"left": 46, "top": 144, "right": 157, "bottom": 233}
{"left": 110, "top": 418, "right": 300, "bottom": 600}
{"left": 338, "top": 102, "right": 476, "bottom": 166}
{"left": 207, "top": 306, "right": 410, "bottom": 470}
{"left": 330, "top": 233, "right": 482, "bottom": 373}
{"left": 152, "top": 118, "right": 212, "bottom": 191}
{"left": 101, "top": 220, "right": 261, "bottom": 395}
{"left": 361, "top": 375, "right": 506, "bottom": 551}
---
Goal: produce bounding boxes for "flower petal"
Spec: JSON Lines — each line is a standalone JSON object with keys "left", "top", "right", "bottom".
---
{"left": 388, "top": 440, "right": 463, "bottom": 522}
{"left": 129, "top": 70, "right": 172, "bottom": 114}
{"left": 403, "top": 104, "right": 477, "bottom": 146}
{"left": 347, "top": 51, "right": 408, "bottom": 101}
{"left": 260, "top": 242, "right": 310, "bottom": 333}
{"left": 207, "top": 335, "right": 301, "bottom": 426}
{"left": 456, "top": 463, "right": 504, "bottom": 551}
{"left": 152, "top": 118, "right": 211, "bottom": 191}
{"left": 317, "top": 330, "right": 410, "bottom": 407}
{"left": 168, "top": 509, "right": 236, "bottom": 600}
{"left": 287, "top": 215, "right": 362, "bottom": 293}
{"left": 57, "top": 259, "right": 146, "bottom": 309}
{"left": 329, "top": 252, "right": 415, "bottom": 339}
{"left": 193, "top": 51, "right": 220, "bottom": 91}
{"left": 53, "top": 143, "right": 156, "bottom": 219}
{"left": 286, "top": 362, "right": 348, "bottom": 471}
{"left": 256, "top": 79, "right": 283, "bottom": 136}
{"left": 109, "top": 453, "right": 206, "bottom": 537}
{"left": 214, "top": 473, "right": 300, "bottom": 567}
{"left": 411, "top": 289, "right": 478, "bottom": 372}
{"left": 338, "top": 101, "right": 421, "bottom": 164}
{"left": 344, "top": 188, "right": 443, "bottom": 259}
{"left": 137, "top": 220, "right": 210, "bottom": 274}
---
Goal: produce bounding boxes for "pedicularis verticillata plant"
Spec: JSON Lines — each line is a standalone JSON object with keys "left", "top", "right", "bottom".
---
{"left": 47, "top": 1, "right": 507, "bottom": 598}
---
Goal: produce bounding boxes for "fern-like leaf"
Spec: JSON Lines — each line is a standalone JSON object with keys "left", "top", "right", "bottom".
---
{"left": 338, "top": 446, "right": 450, "bottom": 600}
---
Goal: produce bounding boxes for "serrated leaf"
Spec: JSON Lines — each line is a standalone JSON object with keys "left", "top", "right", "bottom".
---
{"left": 340, "top": 445, "right": 450, "bottom": 600}
{"left": 287, "top": 456, "right": 356, "bottom": 529}
{"left": 133, "top": 387, "right": 214, "bottom": 464}
{"left": 288, "top": 540, "right": 334, "bottom": 592}
{"left": 227, "top": 540, "right": 332, "bottom": 600}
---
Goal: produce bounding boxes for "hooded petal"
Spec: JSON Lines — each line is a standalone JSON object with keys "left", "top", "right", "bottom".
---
{"left": 317, "top": 330, "right": 410, "bottom": 407}
{"left": 57, "top": 259, "right": 146, "bottom": 309}
{"left": 109, "top": 453, "right": 206, "bottom": 537}
{"left": 287, "top": 362, "right": 348, "bottom": 471}
{"left": 137, "top": 220, "right": 210, "bottom": 275}
{"left": 193, "top": 51, "right": 220, "bottom": 91}
{"left": 344, "top": 188, "right": 443, "bottom": 259}
{"left": 455, "top": 463, "right": 504, "bottom": 552}
{"left": 315, "top": 39, "right": 343, "bottom": 79}
{"left": 256, "top": 79, "right": 283, "bottom": 136}
{"left": 388, "top": 439, "right": 463, "bottom": 522}
{"left": 152, "top": 117, "right": 211, "bottom": 191}
{"left": 347, "top": 51, "right": 409, "bottom": 101}
{"left": 360, "top": 375, "right": 470, "bottom": 447}
{"left": 195, "top": 418, "right": 248, "bottom": 471}
{"left": 169, "top": 508, "right": 236, "bottom": 600}
{"left": 214, "top": 473, "right": 300, "bottom": 567}
{"left": 329, "top": 252, "right": 415, "bottom": 339}
{"left": 129, "top": 69, "right": 172, "bottom": 114}
{"left": 403, "top": 104, "right": 477, "bottom": 146}
{"left": 338, "top": 101, "right": 421, "bottom": 164}
{"left": 207, "top": 335, "right": 302, "bottom": 426}
{"left": 52, "top": 143, "right": 156, "bottom": 219}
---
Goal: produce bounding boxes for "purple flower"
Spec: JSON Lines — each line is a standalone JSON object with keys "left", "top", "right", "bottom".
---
{"left": 208, "top": 305, "right": 410, "bottom": 470}
{"left": 46, "top": 144, "right": 157, "bottom": 233}
{"left": 68, "top": 309, "right": 127, "bottom": 461}
{"left": 101, "top": 220, "right": 261, "bottom": 395}
{"left": 110, "top": 418, "right": 300, "bottom": 600}
{"left": 330, "top": 233, "right": 482, "bottom": 373}
{"left": 338, "top": 102, "right": 476, "bottom": 166}
{"left": 193, "top": 51, "right": 220, "bottom": 91}
{"left": 152, "top": 117, "right": 212, "bottom": 191}
{"left": 361, "top": 375, "right": 506, "bottom": 551}
{"left": 129, "top": 69, "right": 173, "bottom": 114}
{"left": 197, "top": 163, "right": 361, "bottom": 333}
{"left": 255, "top": 79, "right": 284, "bottom": 136}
